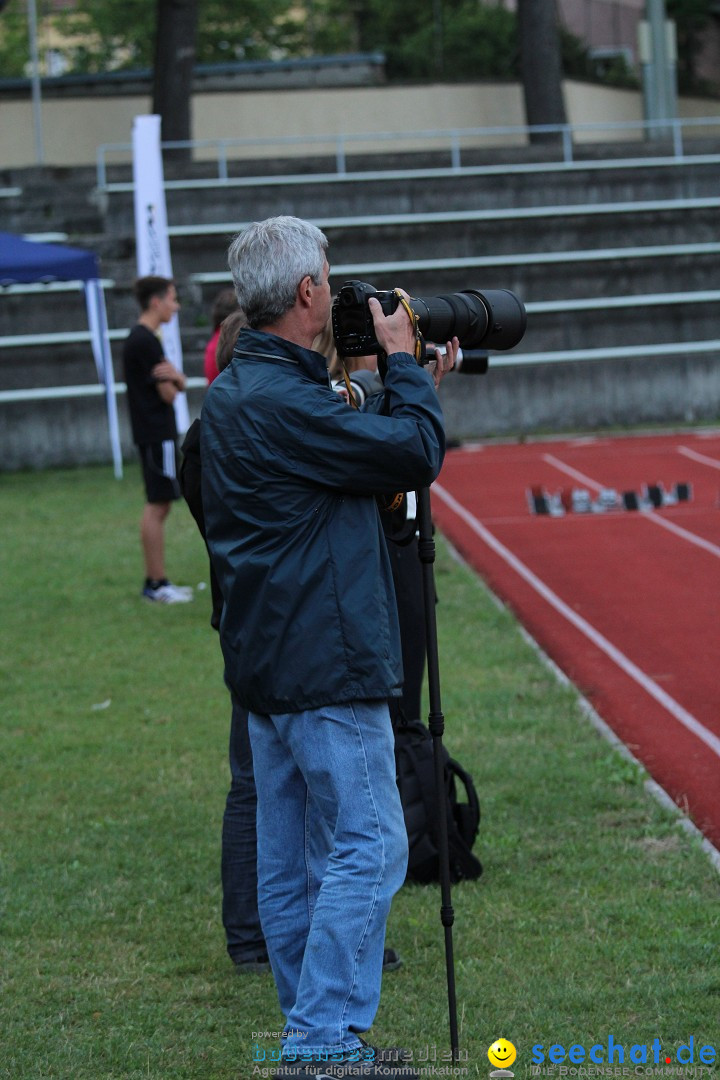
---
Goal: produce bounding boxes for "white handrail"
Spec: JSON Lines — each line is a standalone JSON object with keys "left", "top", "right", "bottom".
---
{"left": 166, "top": 195, "right": 720, "bottom": 238}
{"left": 0, "top": 377, "right": 207, "bottom": 404}
{"left": 188, "top": 241, "right": 720, "bottom": 288}
{"left": 0, "top": 278, "right": 114, "bottom": 294}
{"left": 3, "top": 340, "right": 719, "bottom": 404}
{"left": 95, "top": 115, "right": 720, "bottom": 189}
{"left": 491, "top": 340, "right": 720, "bottom": 367}
{"left": 2, "top": 288, "right": 719, "bottom": 353}
{"left": 0, "top": 329, "right": 125, "bottom": 347}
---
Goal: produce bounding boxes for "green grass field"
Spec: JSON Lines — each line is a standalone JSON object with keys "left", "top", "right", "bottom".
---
{"left": 1, "top": 464, "right": 718, "bottom": 1080}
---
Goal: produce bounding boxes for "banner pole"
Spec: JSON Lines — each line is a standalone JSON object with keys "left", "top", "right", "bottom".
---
{"left": 131, "top": 114, "right": 190, "bottom": 434}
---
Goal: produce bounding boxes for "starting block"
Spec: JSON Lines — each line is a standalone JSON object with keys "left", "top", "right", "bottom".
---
{"left": 527, "top": 481, "right": 692, "bottom": 516}
{"left": 631, "top": 481, "right": 693, "bottom": 510}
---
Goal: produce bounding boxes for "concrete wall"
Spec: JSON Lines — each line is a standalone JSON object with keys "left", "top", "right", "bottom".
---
{"left": 439, "top": 354, "right": 720, "bottom": 442}
{"left": 3, "top": 78, "right": 720, "bottom": 169}
{"left": 4, "top": 351, "right": 718, "bottom": 474}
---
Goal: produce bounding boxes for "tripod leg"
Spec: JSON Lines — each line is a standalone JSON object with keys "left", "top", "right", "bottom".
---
{"left": 416, "top": 484, "right": 460, "bottom": 1060}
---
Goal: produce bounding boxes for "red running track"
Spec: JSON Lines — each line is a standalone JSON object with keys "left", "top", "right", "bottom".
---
{"left": 431, "top": 431, "right": 720, "bottom": 849}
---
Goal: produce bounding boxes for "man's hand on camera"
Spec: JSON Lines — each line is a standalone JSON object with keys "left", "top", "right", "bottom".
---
{"left": 426, "top": 337, "right": 459, "bottom": 389}
{"left": 368, "top": 290, "right": 417, "bottom": 358}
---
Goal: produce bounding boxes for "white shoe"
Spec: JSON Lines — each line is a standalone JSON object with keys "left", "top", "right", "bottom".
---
{"left": 142, "top": 582, "right": 194, "bottom": 604}
{"left": 168, "top": 582, "right": 194, "bottom": 598}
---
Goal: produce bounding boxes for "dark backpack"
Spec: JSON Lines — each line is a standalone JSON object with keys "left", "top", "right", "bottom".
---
{"left": 394, "top": 719, "right": 483, "bottom": 885}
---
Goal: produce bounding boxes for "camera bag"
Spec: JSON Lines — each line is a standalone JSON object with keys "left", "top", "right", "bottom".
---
{"left": 394, "top": 718, "right": 483, "bottom": 884}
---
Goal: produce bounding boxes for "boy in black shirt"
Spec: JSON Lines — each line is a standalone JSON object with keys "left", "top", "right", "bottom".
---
{"left": 123, "top": 275, "right": 193, "bottom": 604}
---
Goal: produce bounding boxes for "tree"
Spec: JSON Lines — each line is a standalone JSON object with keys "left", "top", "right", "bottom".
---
{"left": 53, "top": 0, "right": 300, "bottom": 72}
{"left": 152, "top": 0, "right": 199, "bottom": 149}
{"left": 0, "top": 1, "right": 27, "bottom": 79}
{"left": 516, "top": 0, "right": 567, "bottom": 142}
{"left": 196, "top": 0, "right": 307, "bottom": 61}
{"left": 307, "top": 0, "right": 518, "bottom": 81}
{"left": 55, "top": 0, "right": 152, "bottom": 72}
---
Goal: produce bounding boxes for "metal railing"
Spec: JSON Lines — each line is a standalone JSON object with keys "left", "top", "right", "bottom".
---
{"left": 4, "top": 286, "right": 719, "bottom": 360}
{"left": 187, "top": 240, "right": 720, "bottom": 290}
{"left": 0, "top": 377, "right": 206, "bottom": 404}
{"left": 5, "top": 130, "right": 720, "bottom": 413}
{"left": 95, "top": 115, "right": 720, "bottom": 190}
{"left": 166, "top": 195, "right": 720, "bottom": 240}
{"left": 0, "top": 278, "right": 113, "bottom": 295}
{"left": 3, "top": 288, "right": 720, "bottom": 360}
{"left": 3, "top": 284, "right": 720, "bottom": 404}
{"left": 3, "top": 337, "right": 720, "bottom": 407}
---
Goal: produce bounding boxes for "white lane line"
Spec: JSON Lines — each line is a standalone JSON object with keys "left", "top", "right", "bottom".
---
{"left": 542, "top": 453, "right": 720, "bottom": 560}
{"left": 678, "top": 445, "right": 720, "bottom": 470}
{"left": 635, "top": 511, "right": 720, "bottom": 557}
{"left": 433, "top": 481, "right": 720, "bottom": 760}
{"left": 542, "top": 454, "right": 603, "bottom": 492}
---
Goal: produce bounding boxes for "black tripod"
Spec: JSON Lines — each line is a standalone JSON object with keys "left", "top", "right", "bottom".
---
{"left": 416, "top": 482, "right": 459, "bottom": 1060}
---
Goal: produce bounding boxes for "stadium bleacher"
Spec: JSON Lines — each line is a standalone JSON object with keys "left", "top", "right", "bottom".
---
{"left": 1, "top": 135, "right": 719, "bottom": 468}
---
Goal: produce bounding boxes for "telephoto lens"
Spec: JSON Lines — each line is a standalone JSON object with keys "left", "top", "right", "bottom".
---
{"left": 332, "top": 280, "right": 527, "bottom": 358}
{"left": 409, "top": 289, "right": 526, "bottom": 352}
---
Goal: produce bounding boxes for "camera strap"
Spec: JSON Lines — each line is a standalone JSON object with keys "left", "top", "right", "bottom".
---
{"left": 340, "top": 365, "right": 359, "bottom": 410}
{"left": 382, "top": 491, "right": 405, "bottom": 512}
{"left": 339, "top": 361, "right": 405, "bottom": 514}
{"left": 340, "top": 291, "right": 417, "bottom": 514}
{"left": 393, "top": 290, "right": 423, "bottom": 363}
{"left": 379, "top": 293, "right": 420, "bottom": 511}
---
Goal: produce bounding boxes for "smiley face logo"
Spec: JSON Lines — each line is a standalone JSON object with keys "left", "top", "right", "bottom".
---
{"left": 488, "top": 1039, "right": 517, "bottom": 1069}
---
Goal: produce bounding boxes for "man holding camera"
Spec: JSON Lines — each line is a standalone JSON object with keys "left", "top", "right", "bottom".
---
{"left": 201, "top": 216, "right": 453, "bottom": 1079}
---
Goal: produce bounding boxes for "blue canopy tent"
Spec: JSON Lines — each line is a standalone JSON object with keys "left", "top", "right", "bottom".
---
{"left": 0, "top": 232, "right": 122, "bottom": 477}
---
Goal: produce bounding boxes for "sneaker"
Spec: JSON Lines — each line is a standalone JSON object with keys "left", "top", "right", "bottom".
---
{"left": 232, "top": 949, "right": 271, "bottom": 975}
{"left": 382, "top": 947, "right": 402, "bottom": 972}
{"left": 169, "top": 582, "right": 194, "bottom": 597}
{"left": 142, "top": 582, "right": 194, "bottom": 604}
{"left": 273, "top": 1042, "right": 417, "bottom": 1079}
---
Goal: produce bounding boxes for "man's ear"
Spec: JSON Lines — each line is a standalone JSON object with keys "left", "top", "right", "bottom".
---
{"left": 297, "top": 274, "right": 313, "bottom": 308}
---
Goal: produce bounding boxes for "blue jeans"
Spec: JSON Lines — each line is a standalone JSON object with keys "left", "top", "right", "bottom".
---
{"left": 249, "top": 701, "right": 408, "bottom": 1058}
{"left": 221, "top": 693, "right": 266, "bottom": 961}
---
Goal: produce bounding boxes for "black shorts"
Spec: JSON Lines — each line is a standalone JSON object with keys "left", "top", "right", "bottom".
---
{"left": 139, "top": 440, "right": 181, "bottom": 504}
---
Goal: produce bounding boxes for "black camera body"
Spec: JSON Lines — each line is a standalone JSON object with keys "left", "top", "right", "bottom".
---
{"left": 331, "top": 279, "right": 527, "bottom": 359}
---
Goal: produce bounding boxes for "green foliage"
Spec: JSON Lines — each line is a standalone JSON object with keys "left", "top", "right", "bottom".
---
{"left": 55, "top": 0, "right": 153, "bottom": 72}
{"left": 0, "top": 0, "right": 29, "bottom": 79}
{"left": 440, "top": 1, "right": 519, "bottom": 79}
{"left": 345, "top": 0, "right": 519, "bottom": 82}
{"left": 195, "top": 0, "right": 309, "bottom": 65}
{"left": 1, "top": 0, "right": 709, "bottom": 94}
{"left": 560, "top": 25, "right": 639, "bottom": 89}
{"left": 37, "top": 0, "right": 306, "bottom": 75}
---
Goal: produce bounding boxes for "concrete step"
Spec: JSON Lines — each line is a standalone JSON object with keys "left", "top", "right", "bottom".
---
{"left": 182, "top": 248, "right": 717, "bottom": 306}
{"left": 1, "top": 166, "right": 104, "bottom": 235}
{"left": 164, "top": 206, "right": 719, "bottom": 283}
{"left": 4, "top": 291, "right": 717, "bottom": 391}
{"left": 99, "top": 157, "right": 720, "bottom": 232}
{"left": 3, "top": 150, "right": 720, "bottom": 467}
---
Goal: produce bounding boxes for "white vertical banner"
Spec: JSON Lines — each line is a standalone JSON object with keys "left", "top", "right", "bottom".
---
{"left": 132, "top": 114, "right": 190, "bottom": 434}
{"left": 85, "top": 277, "right": 123, "bottom": 479}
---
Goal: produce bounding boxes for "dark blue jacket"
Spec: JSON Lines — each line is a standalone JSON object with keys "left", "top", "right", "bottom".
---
{"left": 200, "top": 328, "right": 445, "bottom": 713}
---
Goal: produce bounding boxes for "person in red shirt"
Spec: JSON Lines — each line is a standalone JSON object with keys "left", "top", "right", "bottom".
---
{"left": 204, "top": 287, "right": 239, "bottom": 384}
